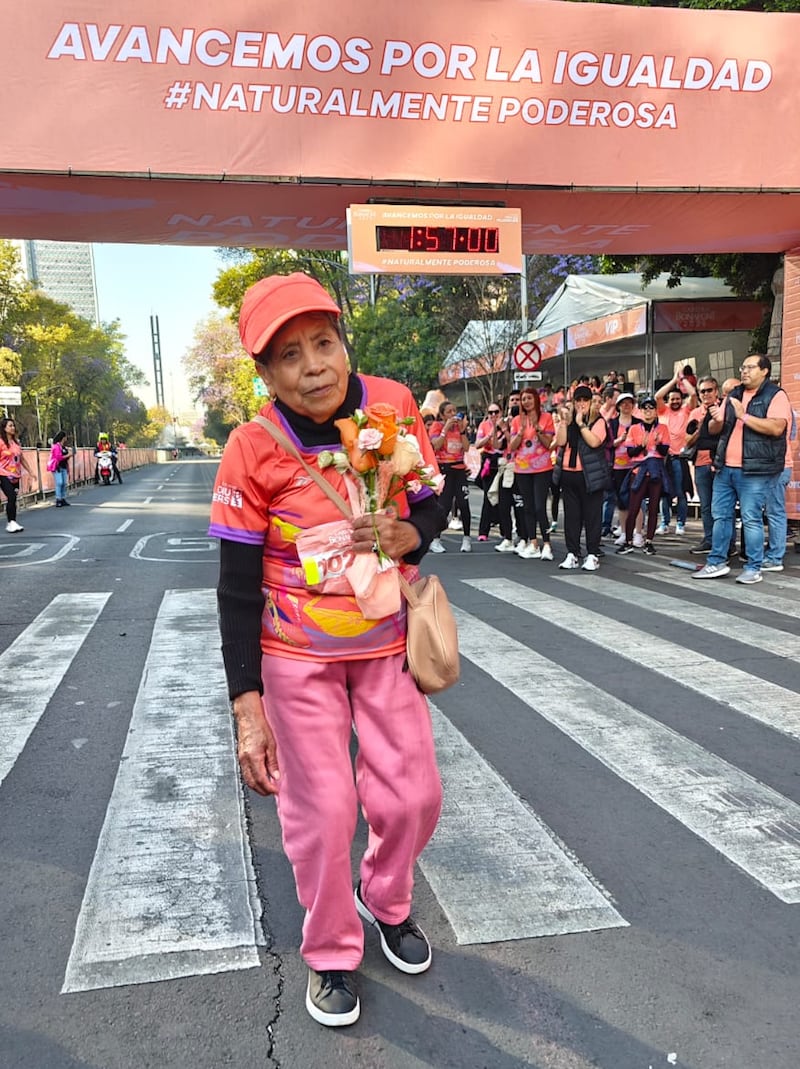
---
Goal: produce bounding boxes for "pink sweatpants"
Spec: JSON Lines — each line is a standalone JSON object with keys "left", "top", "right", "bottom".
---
{"left": 260, "top": 651, "right": 443, "bottom": 971}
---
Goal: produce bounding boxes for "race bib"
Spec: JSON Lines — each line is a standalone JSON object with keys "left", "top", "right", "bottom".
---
{"left": 295, "top": 519, "right": 355, "bottom": 593}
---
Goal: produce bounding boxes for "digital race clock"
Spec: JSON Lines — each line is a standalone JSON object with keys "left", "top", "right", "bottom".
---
{"left": 347, "top": 204, "right": 522, "bottom": 275}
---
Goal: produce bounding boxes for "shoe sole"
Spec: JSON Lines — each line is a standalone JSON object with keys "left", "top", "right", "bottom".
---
{"left": 735, "top": 574, "right": 763, "bottom": 584}
{"left": 305, "top": 980, "right": 360, "bottom": 1027}
{"left": 354, "top": 890, "right": 431, "bottom": 975}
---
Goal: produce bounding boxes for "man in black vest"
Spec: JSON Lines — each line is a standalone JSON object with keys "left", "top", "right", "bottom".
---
{"left": 692, "top": 355, "right": 790, "bottom": 585}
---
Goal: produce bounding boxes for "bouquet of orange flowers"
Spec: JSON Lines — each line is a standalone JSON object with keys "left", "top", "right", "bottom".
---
{"left": 317, "top": 402, "right": 442, "bottom": 564}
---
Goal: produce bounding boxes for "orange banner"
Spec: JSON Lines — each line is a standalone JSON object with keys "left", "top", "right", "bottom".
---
{"left": 781, "top": 251, "right": 800, "bottom": 525}
{"left": 3, "top": 1, "right": 799, "bottom": 187}
{"left": 567, "top": 307, "right": 647, "bottom": 351}
{"left": 2, "top": 3, "right": 800, "bottom": 252}
{"left": 653, "top": 301, "right": 768, "bottom": 332}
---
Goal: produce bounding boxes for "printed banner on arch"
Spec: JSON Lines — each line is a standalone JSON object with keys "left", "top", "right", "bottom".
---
{"left": 1, "top": 0, "right": 799, "bottom": 190}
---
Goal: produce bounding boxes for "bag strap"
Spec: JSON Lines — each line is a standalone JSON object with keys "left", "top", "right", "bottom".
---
{"left": 252, "top": 414, "right": 352, "bottom": 518}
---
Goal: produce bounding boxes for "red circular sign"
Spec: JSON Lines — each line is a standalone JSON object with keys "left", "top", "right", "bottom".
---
{"left": 513, "top": 340, "right": 542, "bottom": 371}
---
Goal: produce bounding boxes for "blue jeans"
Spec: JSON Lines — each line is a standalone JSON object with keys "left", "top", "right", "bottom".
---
{"left": 765, "top": 466, "right": 791, "bottom": 563}
{"left": 660, "top": 456, "right": 687, "bottom": 525}
{"left": 708, "top": 467, "right": 771, "bottom": 570}
{"left": 54, "top": 468, "right": 68, "bottom": 501}
{"left": 694, "top": 464, "right": 714, "bottom": 543}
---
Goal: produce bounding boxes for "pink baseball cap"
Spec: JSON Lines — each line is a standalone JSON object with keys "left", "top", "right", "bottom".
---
{"left": 238, "top": 272, "right": 341, "bottom": 358}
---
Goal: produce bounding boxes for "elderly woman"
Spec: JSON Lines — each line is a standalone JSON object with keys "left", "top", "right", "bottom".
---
{"left": 209, "top": 273, "right": 443, "bottom": 1029}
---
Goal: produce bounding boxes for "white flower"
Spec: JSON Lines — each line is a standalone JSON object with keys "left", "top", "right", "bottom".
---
{"left": 318, "top": 450, "right": 334, "bottom": 469}
{"left": 392, "top": 435, "right": 424, "bottom": 477}
{"left": 431, "top": 472, "right": 445, "bottom": 493}
{"left": 332, "top": 451, "right": 350, "bottom": 473}
{"left": 358, "top": 427, "right": 384, "bottom": 451}
{"left": 406, "top": 478, "right": 423, "bottom": 494}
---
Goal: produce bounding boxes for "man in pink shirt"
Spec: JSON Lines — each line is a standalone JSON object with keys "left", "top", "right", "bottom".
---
{"left": 693, "top": 354, "right": 791, "bottom": 584}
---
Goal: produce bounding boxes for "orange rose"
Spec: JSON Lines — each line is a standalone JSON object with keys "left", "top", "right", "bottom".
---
{"left": 334, "top": 417, "right": 377, "bottom": 473}
{"left": 364, "top": 403, "right": 399, "bottom": 456}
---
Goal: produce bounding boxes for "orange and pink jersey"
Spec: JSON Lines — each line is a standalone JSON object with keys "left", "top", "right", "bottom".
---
{"left": 724, "top": 388, "right": 792, "bottom": 468}
{"left": 0, "top": 439, "right": 23, "bottom": 480}
{"left": 208, "top": 375, "right": 438, "bottom": 663}
{"left": 511, "top": 412, "right": 555, "bottom": 474}
{"left": 429, "top": 421, "right": 466, "bottom": 467}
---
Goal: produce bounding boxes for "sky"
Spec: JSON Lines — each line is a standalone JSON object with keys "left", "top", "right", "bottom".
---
{"left": 92, "top": 243, "right": 226, "bottom": 418}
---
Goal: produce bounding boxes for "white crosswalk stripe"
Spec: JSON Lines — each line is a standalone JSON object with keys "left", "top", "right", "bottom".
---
{"left": 640, "top": 568, "right": 800, "bottom": 619}
{"left": 420, "top": 706, "right": 628, "bottom": 944}
{"left": 2, "top": 576, "right": 798, "bottom": 987}
{"left": 451, "top": 603, "right": 800, "bottom": 904}
{"left": 467, "top": 576, "right": 800, "bottom": 742}
{"left": 62, "top": 589, "right": 262, "bottom": 993}
{"left": 0, "top": 592, "right": 110, "bottom": 787}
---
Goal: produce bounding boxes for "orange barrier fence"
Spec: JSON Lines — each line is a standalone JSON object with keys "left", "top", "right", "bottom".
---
{"left": 13, "top": 447, "right": 157, "bottom": 503}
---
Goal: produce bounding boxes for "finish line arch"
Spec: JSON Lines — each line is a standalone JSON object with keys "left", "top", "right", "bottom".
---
{"left": 1, "top": 0, "right": 799, "bottom": 516}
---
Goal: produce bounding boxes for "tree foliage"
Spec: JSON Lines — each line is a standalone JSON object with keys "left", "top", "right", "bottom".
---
{"left": 182, "top": 313, "right": 259, "bottom": 441}
{"left": 0, "top": 241, "right": 150, "bottom": 445}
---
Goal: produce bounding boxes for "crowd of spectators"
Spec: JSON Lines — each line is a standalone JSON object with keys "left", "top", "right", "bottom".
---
{"left": 420, "top": 360, "right": 794, "bottom": 584}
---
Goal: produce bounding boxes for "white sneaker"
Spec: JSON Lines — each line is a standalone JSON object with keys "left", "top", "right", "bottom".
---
{"left": 520, "top": 543, "right": 541, "bottom": 559}
{"left": 514, "top": 540, "right": 528, "bottom": 556}
{"left": 558, "top": 553, "right": 580, "bottom": 570}
{"left": 632, "top": 531, "right": 645, "bottom": 548}
{"left": 548, "top": 521, "right": 558, "bottom": 534}
{"left": 612, "top": 525, "right": 622, "bottom": 537}
{"left": 614, "top": 532, "right": 627, "bottom": 547}
{"left": 675, "top": 522, "right": 686, "bottom": 535}
{"left": 448, "top": 517, "right": 463, "bottom": 531}
{"left": 540, "top": 544, "right": 554, "bottom": 561}
{"left": 460, "top": 536, "right": 472, "bottom": 553}
{"left": 429, "top": 538, "right": 446, "bottom": 554}
{"left": 494, "top": 539, "right": 515, "bottom": 553}
{"left": 655, "top": 524, "right": 669, "bottom": 536}
{"left": 6, "top": 520, "right": 23, "bottom": 533}
{"left": 582, "top": 554, "right": 600, "bottom": 571}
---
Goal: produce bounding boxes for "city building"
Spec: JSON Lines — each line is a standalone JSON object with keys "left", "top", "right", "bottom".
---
{"left": 16, "top": 239, "right": 99, "bottom": 323}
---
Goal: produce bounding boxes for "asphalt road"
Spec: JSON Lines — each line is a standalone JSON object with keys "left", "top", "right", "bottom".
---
{"left": 1, "top": 462, "right": 798, "bottom": 1069}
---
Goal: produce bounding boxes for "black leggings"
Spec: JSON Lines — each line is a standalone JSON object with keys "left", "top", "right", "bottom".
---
{"left": 0, "top": 475, "right": 19, "bottom": 523}
{"left": 438, "top": 465, "right": 471, "bottom": 537}
{"left": 516, "top": 471, "right": 553, "bottom": 544}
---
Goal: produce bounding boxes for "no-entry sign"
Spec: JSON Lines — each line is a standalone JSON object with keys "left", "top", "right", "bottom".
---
{"left": 513, "top": 340, "right": 542, "bottom": 371}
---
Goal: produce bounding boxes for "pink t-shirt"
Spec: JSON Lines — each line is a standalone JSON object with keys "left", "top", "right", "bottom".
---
{"left": 687, "top": 402, "right": 715, "bottom": 468}
{"left": 725, "top": 389, "right": 792, "bottom": 468}
{"left": 429, "top": 422, "right": 466, "bottom": 467}
{"left": 658, "top": 404, "right": 692, "bottom": 455}
{"left": 512, "top": 411, "right": 555, "bottom": 473}
{"left": 627, "top": 421, "right": 670, "bottom": 459}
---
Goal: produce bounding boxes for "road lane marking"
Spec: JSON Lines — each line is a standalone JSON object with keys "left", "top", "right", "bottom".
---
{"left": 554, "top": 572, "right": 800, "bottom": 661}
{"left": 451, "top": 605, "right": 800, "bottom": 904}
{"left": 638, "top": 570, "right": 800, "bottom": 619}
{"left": 116, "top": 519, "right": 133, "bottom": 533}
{"left": 62, "top": 589, "right": 262, "bottom": 993}
{"left": 0, "top": 593, "right": 110, "bottom": 786}
{"left": 420, "top": 706, "right": 627, "bottom": 944}
{"left": 468, "top": 578, "right": 800, "bottom": 742}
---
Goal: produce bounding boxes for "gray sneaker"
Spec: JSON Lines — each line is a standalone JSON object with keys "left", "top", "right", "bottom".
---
{"left": 691, "top": 563, "right": 731, "bottom": 580}
{"left": 429, "top": 538, "right": 446, "bottom": 554}
{"left": 760, "top": 561, "right": 784, "bottom": 572}
{"left": 735, "top": 569, "right": 762, "bottom": 584}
